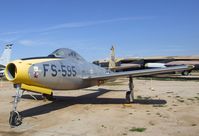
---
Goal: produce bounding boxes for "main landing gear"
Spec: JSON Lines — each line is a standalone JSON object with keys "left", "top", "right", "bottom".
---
{"left": 9, "top": 85, "right": 23, "bottom": 127}
{"left": 126, "top": 77, "right": 134, "bottom": 103}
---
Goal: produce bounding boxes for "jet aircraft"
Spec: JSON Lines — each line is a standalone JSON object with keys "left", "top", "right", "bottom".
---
{"left": 0, "top": 44, "right": 12, "bottom": 77}
{"left": 5, "top": 48, "right": 193, "bottom": 127}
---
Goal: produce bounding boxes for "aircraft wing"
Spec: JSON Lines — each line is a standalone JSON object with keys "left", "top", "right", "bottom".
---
{"left": 83, "top": 65, "right": 193, "bottom": 81}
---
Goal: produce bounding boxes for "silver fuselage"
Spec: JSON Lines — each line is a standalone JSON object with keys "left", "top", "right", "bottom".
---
{"left": 28, "top": 58, "right": 108, "bottom": 90}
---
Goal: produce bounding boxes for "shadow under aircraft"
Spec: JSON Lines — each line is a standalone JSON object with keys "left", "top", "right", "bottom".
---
{"left": 20, "top": 88, "right": 167, "bottom": 118}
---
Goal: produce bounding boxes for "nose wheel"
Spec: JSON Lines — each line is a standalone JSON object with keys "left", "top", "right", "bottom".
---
{"left": 9, "top": 85, "right": 23, "bottom": 127}
{"left": 9, "top": 111, "right": 22, "bottom": 127}
{"left": 126, "top": 77, "right": 134, "bottom": 103}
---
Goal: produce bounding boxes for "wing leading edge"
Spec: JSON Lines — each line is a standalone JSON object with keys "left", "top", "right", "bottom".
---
{"left": 83, "top": 65, "right": 194, "bottom": 81}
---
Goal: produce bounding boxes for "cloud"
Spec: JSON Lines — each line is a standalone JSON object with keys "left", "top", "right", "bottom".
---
{"left": 18, "top": 40, "right": 35, "bottom": 46}
{"left": 0, "top": 16, "right": 155, "bottom": 47}
{"left": 17, "top": 39, "right": 55, "bottom": 47}
{"left": 0, "top": 31, "right": 21, "bottom": 36}
{"left": 43, "top": 16, "right": 154, "bottom": 31}
{"left": 0, "top": 16, "right": 155, "bottom": 36}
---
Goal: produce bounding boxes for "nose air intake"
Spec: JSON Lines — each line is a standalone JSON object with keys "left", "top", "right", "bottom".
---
{"left": 5, "top": 63, "right": 17, "bottom": 81}
{"left": 5, "top": 61, "right": 31, "bottom": 84}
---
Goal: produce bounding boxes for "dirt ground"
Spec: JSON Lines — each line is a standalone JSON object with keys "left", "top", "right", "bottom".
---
{"left": 0, "top": 78, "right": 199, "bottom": 136}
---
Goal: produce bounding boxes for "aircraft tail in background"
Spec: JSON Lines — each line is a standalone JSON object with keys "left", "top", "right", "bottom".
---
{"left": 0, "top": 44, "right": 12, "bottom": 66}
{"left": 108, "top": 45, "right": 116, "bottom": 70}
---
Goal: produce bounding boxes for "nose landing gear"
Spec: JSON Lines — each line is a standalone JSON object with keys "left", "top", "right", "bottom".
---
{"left": 9, "top": 85, "right": 23, "bottom": 127}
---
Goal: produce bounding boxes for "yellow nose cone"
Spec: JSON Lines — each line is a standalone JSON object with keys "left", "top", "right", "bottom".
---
{"left": 5, "top": 60, "right": 31, "bottom": 84}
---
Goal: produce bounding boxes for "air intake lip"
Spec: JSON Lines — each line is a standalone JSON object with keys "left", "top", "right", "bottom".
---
{"left": 5, "top": 63, "right": 17, "bottom": 81}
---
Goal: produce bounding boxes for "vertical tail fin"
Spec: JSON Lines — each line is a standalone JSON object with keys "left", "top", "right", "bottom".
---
{"left": 109, "top": 45, "right": 116, "bottom": 70}
{"left": 0, "top": 44, "right": 12, "bottom": 66}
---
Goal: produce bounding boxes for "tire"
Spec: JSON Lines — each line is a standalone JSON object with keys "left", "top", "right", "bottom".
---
{"left": 9, "top": 111, "right": 22, "bottom": 127}
{"left": 181, "top": 71, "right": 190, "bottom": 76}
{"left": 126, "top": 91, "right": 131, "bottom": 103}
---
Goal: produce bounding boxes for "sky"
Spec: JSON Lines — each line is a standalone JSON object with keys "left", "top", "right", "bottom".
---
{"left": 0, "top": 0, "right": 198, "bottom": 61}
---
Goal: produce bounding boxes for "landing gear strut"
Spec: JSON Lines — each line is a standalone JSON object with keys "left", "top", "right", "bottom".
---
{"left": 126, "top": 77, "right": 134, "bottom": 103}
{"left": 9, "top": 85, "right": 23, "bottom": 127}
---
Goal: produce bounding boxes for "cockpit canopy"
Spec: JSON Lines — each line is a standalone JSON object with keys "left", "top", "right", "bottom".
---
{"left": 48, "top": 48, "right": 85, "bottom": 61}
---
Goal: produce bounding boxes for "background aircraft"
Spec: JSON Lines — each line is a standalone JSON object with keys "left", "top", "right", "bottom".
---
{"left": 93, "top": 46, "right": 144, "bottom": 71}
{"left": 5, "top": 48, "right": 192, "bottom": 127}
{"left": 0, "top": 44, "right": 12, "bottom": 77}
{"left": 93, "top": 46, "right": 199, "bottom": 75}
